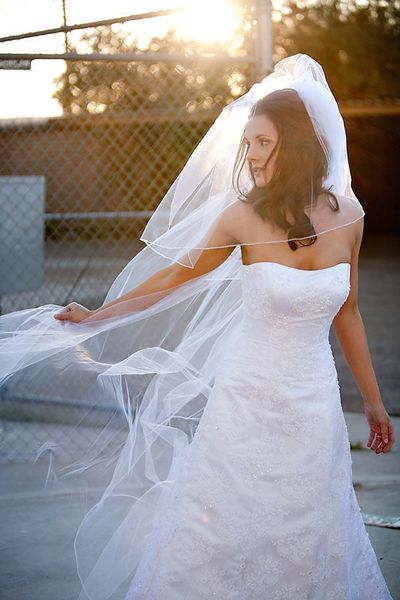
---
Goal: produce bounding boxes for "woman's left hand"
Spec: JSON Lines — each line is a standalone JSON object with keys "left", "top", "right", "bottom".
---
{"left": 54, "top": 302, "right": 92, "bottom": 324}
{"left": 364, "top": 402, "right": 395, "bottom": 454}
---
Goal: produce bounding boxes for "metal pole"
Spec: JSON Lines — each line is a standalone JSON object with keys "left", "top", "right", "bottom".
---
{"left": 62, "top": 0, "right": 71, "bottom": 53}
{"left": 0, "top": 7, "right": 189, "bottom": 44}
{"left": 256, "top": 0, "right": 273, "bottom": 80}
{"left": 0, "top": 52, "right": 257, "bottom": 64}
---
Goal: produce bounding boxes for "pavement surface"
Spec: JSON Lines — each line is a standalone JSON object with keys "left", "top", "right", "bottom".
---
{"left": 0, "top": 411, "right": 399, "bottom": 600}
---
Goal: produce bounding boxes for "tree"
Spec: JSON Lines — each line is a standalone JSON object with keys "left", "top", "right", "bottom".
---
{"left": 273, "top": 0, "right": 400, "bottom": 100}
{"left": 53, "top": 26, "right": 254, "bottom": 116}
{"left": 51, "top": 15, "right": 256, "bottom": 214}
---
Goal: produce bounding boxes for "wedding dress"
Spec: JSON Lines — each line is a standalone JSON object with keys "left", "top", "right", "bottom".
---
{"left": 0, "top": 54, "right": 393, "bottom": 600}
{"left": 125, "top": 261, "right": 393, "bottom": 600}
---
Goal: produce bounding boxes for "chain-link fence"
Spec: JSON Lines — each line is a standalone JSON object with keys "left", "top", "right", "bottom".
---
{"left": 0, "top": 2, "right": 270, "bottom": 461}
{"left": 1, "top": 2, "right": 399, "bottom": 463}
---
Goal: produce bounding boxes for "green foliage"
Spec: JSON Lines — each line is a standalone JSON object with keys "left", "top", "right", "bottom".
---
{"left": 273, "top": 0, "right": 400, "bottom": 99}
{"left": 49, "top": 2, "right": 399, "bottom": 220}
{"left": 53, "top": 1, "right": 399, "bottom": 115}
{"left": 53, "top": 28, "right": 253, "bottom": 115}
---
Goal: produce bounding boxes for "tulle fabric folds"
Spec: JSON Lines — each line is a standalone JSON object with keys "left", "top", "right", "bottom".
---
{"left": 0, "top": 244, "right": 244, "bottom": 599}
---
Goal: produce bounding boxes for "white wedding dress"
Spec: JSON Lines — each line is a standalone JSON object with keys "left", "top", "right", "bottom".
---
{"left": 125, "top": 261, "right": 393, "bottom": 600}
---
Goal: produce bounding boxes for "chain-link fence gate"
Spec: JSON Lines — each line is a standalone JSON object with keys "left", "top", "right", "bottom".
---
{"left": 0, "top": 1, "right": 272, "bottom": 461}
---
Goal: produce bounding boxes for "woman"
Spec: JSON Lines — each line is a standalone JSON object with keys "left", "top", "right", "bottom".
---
{"left": 0, "top": 55, "right": 395, "bottom": 599}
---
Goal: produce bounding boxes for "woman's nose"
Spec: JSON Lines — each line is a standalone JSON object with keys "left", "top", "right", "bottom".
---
{"left": 246, "top": 143, "right": 260, "bottom": 162}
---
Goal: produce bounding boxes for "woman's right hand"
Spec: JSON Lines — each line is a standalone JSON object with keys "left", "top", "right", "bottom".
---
{"left": 54, "top": 302, "right": 92, "bottom": 324}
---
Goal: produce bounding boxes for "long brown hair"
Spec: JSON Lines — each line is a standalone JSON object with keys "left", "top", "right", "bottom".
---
{"left": 233, "top": 88, "right": 339, "bottom": 251}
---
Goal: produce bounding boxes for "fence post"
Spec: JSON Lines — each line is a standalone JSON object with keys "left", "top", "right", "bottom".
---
{"left": 255, "top": 0, "right": 273, "bottom": 80}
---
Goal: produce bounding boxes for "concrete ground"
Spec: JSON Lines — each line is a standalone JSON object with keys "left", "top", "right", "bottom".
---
{"left": 0, "top": 411, "right": 399, "bottom": 600}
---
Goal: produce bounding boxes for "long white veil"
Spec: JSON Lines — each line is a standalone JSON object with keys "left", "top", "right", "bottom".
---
{"left": 0, "top": 54, "right": 364, "bottom": 600}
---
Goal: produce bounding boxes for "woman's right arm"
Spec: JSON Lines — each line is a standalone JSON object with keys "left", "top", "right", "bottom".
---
{"left": 54, "top": 201, "right": 243, "bottom": 323}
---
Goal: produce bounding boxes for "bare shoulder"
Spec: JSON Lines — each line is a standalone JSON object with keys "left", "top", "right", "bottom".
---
{"left": 222, "top": 198, "right": 254, "bottom": 220}
{"left": 221, "top": 198, "right": 257, "bottom": 241}
{"left": 327, "top": 192, "right": 364, "bottom": 249}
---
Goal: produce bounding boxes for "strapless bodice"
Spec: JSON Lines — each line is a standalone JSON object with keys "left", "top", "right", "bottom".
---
{"left": 241, "top": 261, "right": 351, "bottom": 349}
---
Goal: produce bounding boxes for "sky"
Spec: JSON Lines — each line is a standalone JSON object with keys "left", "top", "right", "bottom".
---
{"left": 0, "top": 0, "right": 274, "bottom": 119}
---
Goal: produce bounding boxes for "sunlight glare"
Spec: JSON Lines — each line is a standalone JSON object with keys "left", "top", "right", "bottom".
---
{"left": 174, "top": 0, "right": 240, "bottom": 45}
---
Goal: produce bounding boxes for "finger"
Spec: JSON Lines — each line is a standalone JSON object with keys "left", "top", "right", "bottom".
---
{"left": 383, "top": 434, "right": 395, "bottom": 453}
{"left": 380, "top": 424, "right": 389, "bottom": 445}
{"left": 377, "top": 434, "right": 394, "bottom": 453}
{"left": 378, "top": 441, "right": 391, "bottom": 454}
{"left": 54, "top": 305, "right": 70, "bottom": 319}
{"left": 369, "top": 432, "right": 380, "bottom": 451}
{"left": 367, "top": 431, "right": 375, "bottom": 447}
{"left": 54, "top": 312, "right": 66, "bottom": 320}
{"left": 368, "top": 431, "right": 379, "bottom": 449}
{"left": 54, "top": 310, "right": 71, "bottom": 321}
{"left": 379, "top": 424, "right": 395, "bottom": 453}
{"left": 371, "top": 437, "right": 381, "bottom": 450}
{"left": 372, "top": 434, "right": 382, "bottom": 451}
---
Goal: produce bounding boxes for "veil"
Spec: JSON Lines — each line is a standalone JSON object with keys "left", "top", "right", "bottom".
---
{"left": 0, "top": 54, "right": 364, "bottom": 600}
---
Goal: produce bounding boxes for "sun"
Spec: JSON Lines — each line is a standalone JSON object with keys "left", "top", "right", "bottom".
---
{"left": 173, "top": 0, "right": 240, "bottom": 45}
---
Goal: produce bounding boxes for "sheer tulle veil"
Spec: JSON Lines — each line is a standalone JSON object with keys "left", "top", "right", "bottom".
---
{"left": 0, "top": 54, "right": 364, "bottom": 599}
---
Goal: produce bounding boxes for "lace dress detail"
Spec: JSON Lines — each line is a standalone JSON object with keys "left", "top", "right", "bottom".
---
{"left": 126, "top": 262, "right": 393, "bottom": 600}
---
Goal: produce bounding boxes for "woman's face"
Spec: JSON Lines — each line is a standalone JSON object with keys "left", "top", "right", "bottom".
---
{"left": 243, "top": 114, "right": 279, "bottom": 187}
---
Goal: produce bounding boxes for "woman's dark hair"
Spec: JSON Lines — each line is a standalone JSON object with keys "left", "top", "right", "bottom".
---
{"left": 233, "top": 88, "right": 339, "bottom": 251}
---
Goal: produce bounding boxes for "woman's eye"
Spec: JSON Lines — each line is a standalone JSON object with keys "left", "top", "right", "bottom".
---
{"left": 260, "top": 139, "right": 269, "bottom": 146}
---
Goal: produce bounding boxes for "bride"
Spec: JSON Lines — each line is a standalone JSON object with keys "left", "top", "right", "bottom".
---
{"left": 0, "top": 54, "right": 395, "bottom": 599}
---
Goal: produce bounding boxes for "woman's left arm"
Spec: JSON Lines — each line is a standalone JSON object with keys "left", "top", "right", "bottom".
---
{"left": 333, "top": 218, "right": 395, "bottom": 454}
